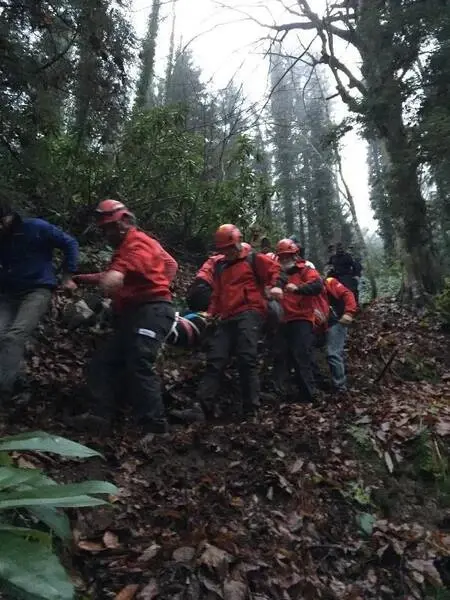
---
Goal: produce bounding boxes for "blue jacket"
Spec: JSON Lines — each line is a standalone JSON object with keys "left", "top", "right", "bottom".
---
{"left": 0, "top": 216, "right": 79, "bottom": 292}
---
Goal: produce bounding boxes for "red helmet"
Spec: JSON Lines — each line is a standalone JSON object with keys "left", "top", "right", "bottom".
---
{"left": 95, "top": 199, "right": 132, "bottom": 226}
{"left": 214, "top": 224, "right": 242, "bottom": 249}
{"left": 276, "top": 238, "right": 299, "bottom": 256}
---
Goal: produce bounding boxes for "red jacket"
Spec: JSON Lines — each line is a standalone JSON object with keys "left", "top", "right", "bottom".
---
{"left": 209, "top": 248, "right": 281, "bottom": 319}
{"left": 325, "top": 277, "right": 357, "bottom": 322}
{"left": 107, "top": 228, "right": 172, "bottom": 312}
{"left": 75, "top": 236, "right": 178, "bottom": 289}
{"left": 160, "top": 246, "right": 178, "bottom": 283}
{"left": 196, "top": 254, "right": 224, "bottom": 287}
{"left": 281, "top": 260, "right": 323, "bottom": 323}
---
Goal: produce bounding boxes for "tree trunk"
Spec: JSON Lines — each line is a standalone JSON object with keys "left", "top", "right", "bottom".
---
{"left": 134, "top": 0, "right": 161, "bottom": 110}
{"left": 335, "top": 149, "right": 378, "bottom": 300}
{"left": 375, "top": 89, "right": 443, "bottom": 298}
{"left": 164, "top": 0, "right": 176, "bottom": 103}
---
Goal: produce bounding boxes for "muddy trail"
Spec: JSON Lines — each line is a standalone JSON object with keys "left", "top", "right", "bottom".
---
{"left": 1, "top": 290, "right": 450, "bottom": 599}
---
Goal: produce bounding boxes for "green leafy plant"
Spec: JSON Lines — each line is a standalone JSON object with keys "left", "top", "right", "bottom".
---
{"left": 347, "top": 425, "right": 373, "bottom": 453}
{"left": 0, "top": 431, "right": 118, "bottom": 600}
{"left": 435, "top": 278, "right": 450, "bottom": 325}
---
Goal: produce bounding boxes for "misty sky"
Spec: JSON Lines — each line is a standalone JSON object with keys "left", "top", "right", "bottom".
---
{"left": 130, "top": 0, "right": 377, "bottom": 232}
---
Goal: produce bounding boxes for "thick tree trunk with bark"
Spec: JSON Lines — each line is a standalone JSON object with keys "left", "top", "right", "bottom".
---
{"left": 373, "top": 84, "right": 442, "bottom": 298}
{"left": 269, "top": 0, "right": 444, "bottom": 302}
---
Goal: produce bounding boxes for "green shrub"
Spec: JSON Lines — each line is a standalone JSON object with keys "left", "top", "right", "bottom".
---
{"left": 0, "top": 431, "right": 117, "bottom": 600}
{"left": 435, "top": 277, "right": 450, "bottom": 325}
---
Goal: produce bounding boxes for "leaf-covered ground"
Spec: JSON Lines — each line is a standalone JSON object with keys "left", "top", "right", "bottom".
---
{"left": 1, "top": 282, "right": 450, "bottom": 600}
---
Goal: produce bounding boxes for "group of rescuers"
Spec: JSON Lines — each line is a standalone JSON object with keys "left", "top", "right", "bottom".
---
{"left": 0, "top": 198, "right": 362, "bottom": 444}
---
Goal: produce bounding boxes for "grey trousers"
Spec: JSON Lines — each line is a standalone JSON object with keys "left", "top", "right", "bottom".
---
{"left": 0, "top": 288, "right": 52, "bottom": 392}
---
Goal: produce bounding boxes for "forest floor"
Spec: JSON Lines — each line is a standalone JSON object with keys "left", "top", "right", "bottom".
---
{"left": 0, "top": 270, "right": 450, "bottom": 600}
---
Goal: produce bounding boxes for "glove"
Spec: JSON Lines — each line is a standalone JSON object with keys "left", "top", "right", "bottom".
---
{"left": 269, "top": 286, "right": 284, "bottom": 300}
{"left": 339, "top": 313, "right": 353, "bottom": 326}
{"left": 205, "top": 313, "right": 220, "bottom": 325}
{"left": 285, "top": 283, "right": 298, "bottom": 293}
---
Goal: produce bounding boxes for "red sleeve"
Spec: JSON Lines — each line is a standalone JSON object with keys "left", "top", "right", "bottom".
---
{"left": 296, "top": 266, "right": 323, "bottom": 295}
{"left": 73, "top": 272, "right": 104, "bottom": 285}
{"left": 197, "top": 256, "right": 220, "bottom": 287}
{"left": 326, "top": 277, "right": 357, "bottom": 314}
{"left": 159, "top": 246, "right": 178, "bottom": 283}
{"left": 254, "top": 253, "right": 282, "bottom": 288}
{"left": 110, "top": 237, "right": 166, "bottom": 281}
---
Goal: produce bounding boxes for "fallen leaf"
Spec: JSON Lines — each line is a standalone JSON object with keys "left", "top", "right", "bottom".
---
{"left": 138, "top": 543, "right": 161, "bottom": 563}
{"left": 224, "top": 579, "right": 247, "bottom": 600}
{"left": 436, "top": 419, "right": 450, "bottom": 437}
{"left": 137, "top": 579, "right": 159, "bottom": 600}
{"left": 115, "top": 584, "right": 139, "bottom": 600}
{"left": 103, "top": 531, "right": 121, "bottom": 549}
{"left": 355, "top": 415, "right": 371, "bottom": 424}
{"left": 408, "top": 559, "right": 443, "bottom": 586}
{"left": 286, "top": 512, "right": 303, "bottom": 532}
{"left": 289, "top": 458, "right": 304, "bottom": 474}
{"left": 384, "top": 451, "right": 394, "bottom": 474}
{"left": 230, "top": 496, "right": 244, "bottom": 507}
{"left": 357, "top": 512, "right": 376, "bottom": 536}
{"left": 198, "top": 573, "right": 223, "bottom": 597}
{"left": 77, "top": 540, "right": 104, "bottom": 553}
{"left": 198, "top": 542, "right": 232, "bottom": 579}
{"left": 173, "top": 546, "right": 195, "bottom": 562}
{"left": 276, "top": 473, "right": 293, "bottom": 494}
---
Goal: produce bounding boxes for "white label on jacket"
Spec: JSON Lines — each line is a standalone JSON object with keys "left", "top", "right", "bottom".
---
{"left": 137, "top": 328, "right": 156, "bottom": 339}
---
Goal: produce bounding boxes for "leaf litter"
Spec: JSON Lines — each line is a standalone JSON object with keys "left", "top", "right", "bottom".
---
{"left": 0, "top": 292, "right": 450, "bottom": 598}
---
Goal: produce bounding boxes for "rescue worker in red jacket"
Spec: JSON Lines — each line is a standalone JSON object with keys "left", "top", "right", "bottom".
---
{"left": 276, "top": 238, "right": 323, "bottom": 403}
{"left": 186, "top": 243, "right": 253, "bottom": 313}
{"left": 72, "top": 200, "right": 177, "bottom": 437}
{"left": 324, "top": 276, "right": 357, "bottom": 392}
{"left": 197, "top": 225, "right": 283, "bottom": 417}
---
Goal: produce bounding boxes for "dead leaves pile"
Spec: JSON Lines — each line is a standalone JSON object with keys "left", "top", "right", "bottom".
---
{"left": 3, "top": 294, "right": 450, "bottom": 599}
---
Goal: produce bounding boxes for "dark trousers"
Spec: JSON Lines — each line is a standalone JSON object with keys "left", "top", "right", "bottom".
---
{"left": 197, "top": 310, "right": 262, "bottom": 410}
{"left": 87, "top": 301, "right": 175, "bottom": 429}
{"left": 276, "top": 320, "right": 316, "bottom": 402}
{"left": 0, "top": 288, "right": 52, "bottom": 392}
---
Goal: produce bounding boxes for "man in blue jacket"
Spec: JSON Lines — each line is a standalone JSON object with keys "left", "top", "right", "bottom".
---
{"left": 0, "top": 201, "right": 79, "bottom": 393}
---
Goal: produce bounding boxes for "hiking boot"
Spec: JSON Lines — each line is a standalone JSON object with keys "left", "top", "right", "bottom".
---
{"left": 170, "top": 404, "right": 206, "bottom": 424}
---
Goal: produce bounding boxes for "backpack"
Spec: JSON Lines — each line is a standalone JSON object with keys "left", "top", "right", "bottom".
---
{"left": 214, "top": 251, "right": 284, "bottom": 324}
